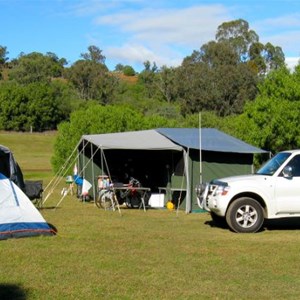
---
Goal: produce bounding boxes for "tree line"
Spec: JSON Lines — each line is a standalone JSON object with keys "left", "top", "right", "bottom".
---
{"left": 1, "top": 19, "right": 299, "bottom": 171}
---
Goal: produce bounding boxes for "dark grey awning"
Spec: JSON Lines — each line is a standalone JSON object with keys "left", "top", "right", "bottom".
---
{"left": 156, "top": 128, "right": 267, "bottom": 154}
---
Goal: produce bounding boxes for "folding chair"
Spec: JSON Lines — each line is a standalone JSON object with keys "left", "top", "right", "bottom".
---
{"left": 24, "top": 180, "right": 43, "bottom": 208}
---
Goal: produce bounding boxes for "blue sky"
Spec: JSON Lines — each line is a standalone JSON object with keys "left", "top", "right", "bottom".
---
{"left": 1, "top": 0, "right": 300, "bottom": 71}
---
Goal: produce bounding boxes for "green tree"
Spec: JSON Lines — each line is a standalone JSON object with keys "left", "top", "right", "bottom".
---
{"left": 216, "top": 19, "right": 259, "bottom": 62}
{"left": 176, "top": 19, "right": 285, "bottom": 116}
{"left": 25, "top": 81, "right": 73, "bottom": 131}
{"left": 123, "top": 65, "right": 136, "bottom": 76}
{"left": 182, "top": 111, "right": 224, "bottom": 128}
{"left": 0, "top": 45, "right": 9, "bottom": 80}
{"left": 81, "top": 45, "right": 106, "bottom": 64}
{"left": 198, "top": 40, "right": 240, "bottom": 66}
{"left": 177, "top": 42, "right": 258, "bottom": 116}
{"left": 0, "top": 81, "right": 73, "bottom": 131}
{"left": 230, "top": 67, "right": 300, "bottom": 153}
{"left": 216, "top": 19, "right": 285, "bottom": 74}
{"left": 138, "top": 61, "right": 159, "bottom": 98}
{"left": 258, "top": 66, "right": 300, "bottom": 101}
{"left": 0, "top": 81, "right": 29, "bottom": 130}
{"left": 114, "top": 63, "right": 124, "bottom": 72}
{"left": 66, "top": 46, "right": 119, "bottom": 103}
{"left": 65, "top": 60, "right": 118, "bottom": 103}
{"left": 8, "top": 52, "right": 66, "bottom": 84}
{"left": 154, "top": 66, "right": 178, "bottom": 103}
{"left": 51, "top": 104, "right": 145, "bottom": 171}
{"left": 0, "top": 45, "right": 8, "bottom": 68}
{"left": 235, "top": 97, "right": 300, "bottom": 153}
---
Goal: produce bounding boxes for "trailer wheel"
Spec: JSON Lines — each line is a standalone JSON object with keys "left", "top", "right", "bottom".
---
{"left": 226, "top": 197, "right": 264, "bottom": 233}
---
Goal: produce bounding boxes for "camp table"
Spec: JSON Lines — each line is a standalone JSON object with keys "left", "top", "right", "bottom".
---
{"left": 112, "top": 186, "right": 151, "bottom": 212}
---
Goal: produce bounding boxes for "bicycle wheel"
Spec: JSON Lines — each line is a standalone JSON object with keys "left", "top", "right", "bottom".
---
{"left": 96, "top": 190, "right": 114, "bottom": 209}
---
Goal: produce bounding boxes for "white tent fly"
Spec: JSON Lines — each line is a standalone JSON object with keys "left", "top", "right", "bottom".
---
{"left": 0, "top": 173, "right": 55, "bottom": 240}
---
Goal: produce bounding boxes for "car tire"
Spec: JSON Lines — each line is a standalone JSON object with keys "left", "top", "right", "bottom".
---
{"left": 226, "top": 197, "right": 264, "bottom": 233}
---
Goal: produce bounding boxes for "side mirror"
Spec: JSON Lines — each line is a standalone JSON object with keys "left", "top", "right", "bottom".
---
{"left": 283, "top": 166, "right": 293, "bottom": 178}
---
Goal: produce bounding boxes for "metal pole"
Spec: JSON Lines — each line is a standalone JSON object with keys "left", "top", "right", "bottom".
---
{"left": 199, "top": 112, "right": 202, "bottom": 184}
{"left": 184, "top": 149, "right": 191, "bottom": 213}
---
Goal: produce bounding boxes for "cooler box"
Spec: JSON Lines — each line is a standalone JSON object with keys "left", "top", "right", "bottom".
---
{"left": 149, "top": 194, "right": 164, "bottom": 208}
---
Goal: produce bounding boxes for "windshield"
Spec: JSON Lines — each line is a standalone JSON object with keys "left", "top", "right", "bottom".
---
{"left": 256, "top": 152, "right": 291, "bottom": 175}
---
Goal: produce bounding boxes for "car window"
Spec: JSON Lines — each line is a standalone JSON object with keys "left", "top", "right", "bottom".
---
{"left": 284, "top": 155, "right": 300, "bottom": 177}
{"left": 257, "top": 152, "right": 291, "bottom": 175}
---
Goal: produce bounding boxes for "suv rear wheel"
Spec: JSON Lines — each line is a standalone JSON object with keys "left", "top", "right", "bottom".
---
{"left": 226, "top": 197, "right": 264, "bottom": 233}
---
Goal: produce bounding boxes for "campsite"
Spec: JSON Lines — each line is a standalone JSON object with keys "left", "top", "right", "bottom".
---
{"left": 75, "top": 128, "right": 267, "bottom": 213}
{"left": 1, "top": 131, "right": 300, "bottom": 299}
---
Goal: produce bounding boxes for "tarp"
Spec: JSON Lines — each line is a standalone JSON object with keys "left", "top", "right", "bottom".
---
{"left": 81, "top": 129, "right": 183, "bottom": 151}
{"left": 81, "top": 128, "right": 267, "bottom": 154}
{"left": 157, "top": 128, "right": 267, "bottom": 153}
{"left": 0, "top": 173, "right": 55, "bottom": 240}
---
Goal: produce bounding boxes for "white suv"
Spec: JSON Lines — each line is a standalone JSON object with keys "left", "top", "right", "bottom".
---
{"left": 197, "top": 150, "right": 300, "bottom": 233}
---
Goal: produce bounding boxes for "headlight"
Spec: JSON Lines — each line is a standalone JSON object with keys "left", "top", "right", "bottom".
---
{"left": 214, "top": 185, "right": 230, "bottom": 196}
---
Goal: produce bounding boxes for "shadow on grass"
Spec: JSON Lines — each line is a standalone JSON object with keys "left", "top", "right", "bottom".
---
{"left": 48, "top": 223, "right": 58, "bottom": 235}
{"left": 204, "top": 220, "right": 229, "bottom": 230}
{"left": 205, "top": 217, "right": 300, "bottom": 232}
{"left": 264, "top": 217, "right": 300, "bottom": 231}
{"left": 0, "top": 284, "right": 27, "bottom": 300}
{"left": 39, "top": 206, "right": 59, "bottom": 210}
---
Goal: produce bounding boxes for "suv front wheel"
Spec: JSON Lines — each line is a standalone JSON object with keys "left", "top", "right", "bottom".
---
{"left": 226, "top": 197, "right": 264, "bottom": 233}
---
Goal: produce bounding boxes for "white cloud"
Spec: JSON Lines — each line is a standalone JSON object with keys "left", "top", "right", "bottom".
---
{"left": 67, "top": 0, "right": 146, "bottom": 17}
{"left": 257, "top": 13, "right": 300, "bottom": 29}
{"left": 95, "top": 4, "right": 233, "bottom": 69}
{"left": 106, "top": 43, "right": 183, "bottom": 68}
{"left": 67, "top": 0, "right": 123, "bottom": 16}
{"left": 107, "top": 44, "right": 156, "bottom": 63}
{"left": 71, "top": 1, "right": 300, "bottom": 71}
{"left": 253, "top": 14, "right": 300, "bottom": 56}
{"left": 286, "top": 56, "right": 300, "bottom": 71}
{"left": 96, "top": 5, "right": 230, "bottom": 47}
{"left": 266, "top": 30, "right": 300, "bottom": 56}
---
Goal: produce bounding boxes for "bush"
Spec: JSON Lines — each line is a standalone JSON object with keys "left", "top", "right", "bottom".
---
{"left": 123, "top": 65, "right": 135, "bottom": 76}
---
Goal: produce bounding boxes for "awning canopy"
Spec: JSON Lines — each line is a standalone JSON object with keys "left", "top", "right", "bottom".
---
{"left": 81, "top": 129, "right": 183, "bottom": 151}
{"left": 157, "top": 128, "right": 267, "bottom": 154}
{"left": 81, "top": 128, "right": 267, "bottom": 154}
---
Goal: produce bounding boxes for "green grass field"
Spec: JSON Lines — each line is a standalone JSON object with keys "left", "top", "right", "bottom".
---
{"left": 0, "top": 131, "right": 56, "bottom": 180}
{"left": 1, "top": 132, "right": 300, "bottom": 299}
